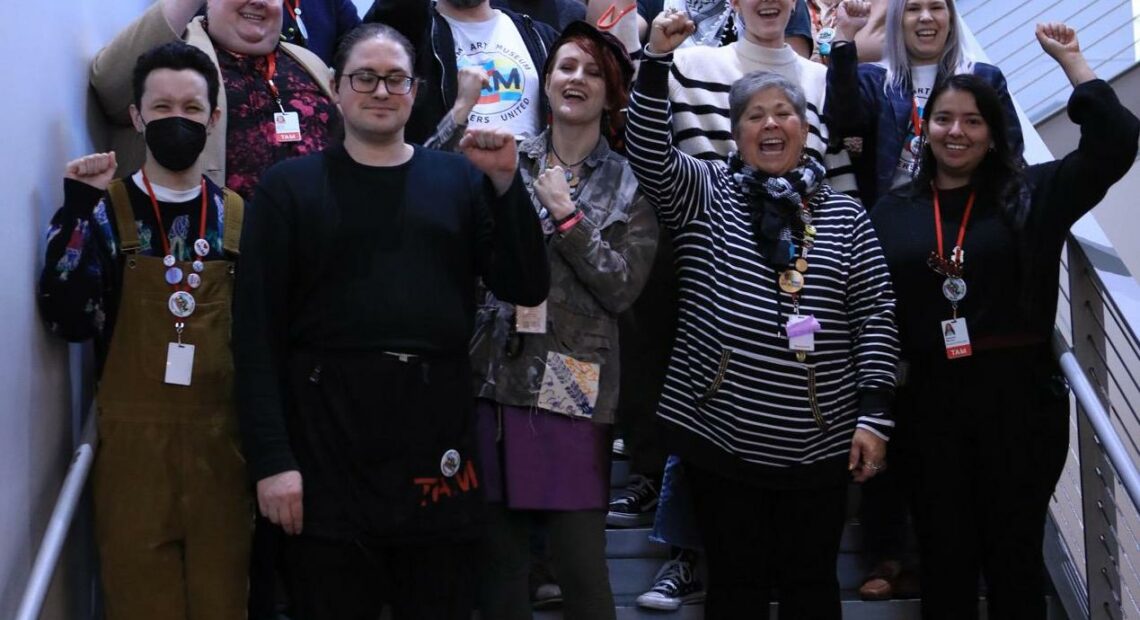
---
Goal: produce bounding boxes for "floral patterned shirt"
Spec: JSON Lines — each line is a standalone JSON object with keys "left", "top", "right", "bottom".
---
{"left": 216, "top": 47, "right": 337, "bottom": 200}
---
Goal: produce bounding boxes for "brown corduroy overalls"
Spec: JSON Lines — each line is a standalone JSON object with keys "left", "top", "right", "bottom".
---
{"left": 92, "top": 180, "right": 251, "bottom": 620}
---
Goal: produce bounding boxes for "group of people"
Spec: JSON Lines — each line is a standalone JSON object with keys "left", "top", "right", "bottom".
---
{"left": 35, "top": 0, "right": 1137, "bottom": 619}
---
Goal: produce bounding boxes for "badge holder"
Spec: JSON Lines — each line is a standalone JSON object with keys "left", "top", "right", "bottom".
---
{"left": 515, "top": 302, "right": 548, "bottom": 334}
{"left": 929, "top": 186, "right": 976, "bottom": 360}
{"left": 165, "top": 322, "right": 195, "bottom": 386}
{"left": 266, "top": 53, "right": 302, "bottom": 143}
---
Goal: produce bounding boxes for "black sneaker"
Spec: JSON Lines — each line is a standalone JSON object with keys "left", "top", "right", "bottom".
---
{"left": 606, "top": 474, "right": 659, "bottom": 527}
{"left": 635, "top": 553, "right": 705, "bottom": 611}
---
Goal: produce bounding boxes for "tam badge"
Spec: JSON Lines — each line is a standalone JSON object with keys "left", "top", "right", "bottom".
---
{"left": 941, "top": 318, "right": 972, "bottom": 359}
{"left": 274, "top": 111, "right": 302, "bottom": 143}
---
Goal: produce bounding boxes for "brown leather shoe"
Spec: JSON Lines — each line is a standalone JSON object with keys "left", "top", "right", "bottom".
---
{"left": 859, "top": 560, "right": 902, "bottom": 601}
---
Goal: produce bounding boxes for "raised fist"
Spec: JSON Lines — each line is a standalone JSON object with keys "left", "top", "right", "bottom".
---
{"left": 64, "top": 152, "right": 117, "bottom": 191}
{"left": 647, "top": 9, "right": 696, "bottom": 55}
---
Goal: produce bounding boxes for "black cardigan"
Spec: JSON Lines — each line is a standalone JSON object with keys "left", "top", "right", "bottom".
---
{"left": 233, "top": 144, "right": 549, "bottom": 481}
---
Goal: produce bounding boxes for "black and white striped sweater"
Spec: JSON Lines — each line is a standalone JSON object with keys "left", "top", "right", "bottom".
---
{"left": 626, "top": 54, "right": 899, "bottom": 485}
{"left": 667, "top": 39, "right": 859, "bottom": 198}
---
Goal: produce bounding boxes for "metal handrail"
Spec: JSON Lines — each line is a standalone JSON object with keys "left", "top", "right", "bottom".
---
{"left": 1054, "top": 328, "right": 1140, "bottom": 513}
{"left": 14, "top": 409, "right": 98, "bottom": 620}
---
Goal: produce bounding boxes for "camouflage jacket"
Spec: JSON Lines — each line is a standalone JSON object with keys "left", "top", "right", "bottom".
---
{"left": 469, "top": 131, "right": 659, "bottom": 424}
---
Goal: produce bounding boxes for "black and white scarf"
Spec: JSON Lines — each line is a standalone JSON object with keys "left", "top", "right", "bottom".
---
{"left": 728, "top": 153, "right": 827, "bottom": 268}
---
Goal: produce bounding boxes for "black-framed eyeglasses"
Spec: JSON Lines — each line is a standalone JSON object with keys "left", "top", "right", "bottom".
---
{"left": 344, "top": 72, "right": 416, "bottom": 95}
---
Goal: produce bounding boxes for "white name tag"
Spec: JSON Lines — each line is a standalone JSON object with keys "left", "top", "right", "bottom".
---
{"left": 165, "top": 343, "right": 195, "bottom": 386}
{"left": 785, "top": 314, "right": 820, "bottom": 352}
{"left": 941, "top": 318, "right": 973, "bottom": 360}
{"left": 274, "top": 111, "right": 302, "bottom": 143}
{"left": 515, "top": 302, "right": 548, "bottom": 334}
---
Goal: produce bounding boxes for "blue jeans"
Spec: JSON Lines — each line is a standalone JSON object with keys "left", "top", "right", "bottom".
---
{"left": 649, "top": 455, "right": 704, "bottom": 550}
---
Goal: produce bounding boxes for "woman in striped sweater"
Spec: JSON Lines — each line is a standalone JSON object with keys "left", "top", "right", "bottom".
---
{"left": 625, "top": 11, "right": 899, "bottom": 618}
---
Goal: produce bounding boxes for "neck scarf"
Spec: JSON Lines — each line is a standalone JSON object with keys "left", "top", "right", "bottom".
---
{"left": 728, "top": 152, "right": 826, "bottom": 267}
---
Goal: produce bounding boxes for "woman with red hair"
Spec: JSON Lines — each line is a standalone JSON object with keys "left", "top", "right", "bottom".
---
{"left": 462, "top": 22, "right": 660, "bottom": 620}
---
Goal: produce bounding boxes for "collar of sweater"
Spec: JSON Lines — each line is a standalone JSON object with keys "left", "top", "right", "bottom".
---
{"left": 733, "top": 38, "right": 800, "bottom": 68}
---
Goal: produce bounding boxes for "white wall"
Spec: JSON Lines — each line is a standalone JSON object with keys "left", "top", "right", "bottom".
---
{"left": 0, "top": 1, "right": 152, "bottom": 618}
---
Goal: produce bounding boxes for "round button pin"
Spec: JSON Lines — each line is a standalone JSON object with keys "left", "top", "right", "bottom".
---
{"left": 187, "top": 273, "right": 201, "bottom": 289}
{"left": 440, "top": 449, "right": 461, "bottom": 478}
{"left": 192, "top": 260, "right": 205, "bottom": 273}
{"left": 165, "top": 266, "right": 184, "bottom": 285}
{"left": 163, "top": 254, "right": 176, "bottom": 267}
{"left": 168, "top": 291, "right": 196, "bottom": 318}
{"left": 194, "top": 238, "right": 210, "bottom": 257}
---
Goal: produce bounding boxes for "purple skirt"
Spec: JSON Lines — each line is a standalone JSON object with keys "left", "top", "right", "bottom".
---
{"left": 474, "top": 400, "right": 611, "bottom": 511}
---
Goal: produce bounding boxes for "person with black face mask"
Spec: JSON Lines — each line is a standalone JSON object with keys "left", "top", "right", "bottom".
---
{"left": 38, "top": 41, "right": 251, "bottom": 620}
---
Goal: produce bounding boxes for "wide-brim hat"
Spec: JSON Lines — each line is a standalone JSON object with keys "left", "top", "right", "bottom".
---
{"left": 544, "top": 20, "right": 636, "bottom": 89}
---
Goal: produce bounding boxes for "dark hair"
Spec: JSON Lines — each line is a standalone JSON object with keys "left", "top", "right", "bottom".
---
{"left": 132, "top": 42, "right": 220, "bottom": 111}
{"left": 332, "top": 23, "right": 416, "bottom": 84}
{"left": 916, "top": 73, "right": 1026, "bottom": 225}
{"left": 544, "top": 28, "right": 633, "bottom": 137}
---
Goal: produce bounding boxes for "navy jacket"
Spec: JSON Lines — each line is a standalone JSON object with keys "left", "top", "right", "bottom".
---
{"left": 279, "top": 0, "right": 362, "bottom": 64}
{"left": 825, "top": 41, "right": 1023, "bottom": 209}
{"left": 364, "top": 0, "right": 558, "bottom": 144}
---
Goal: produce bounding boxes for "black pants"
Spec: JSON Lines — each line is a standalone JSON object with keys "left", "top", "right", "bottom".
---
{"left": 283, "top": 534, "right": 477, "bottom": 620}
{"left": 897, "top": 345, "right": 1070, "bottom": 620}
{"left": 616, "top": 229, "right": 676, "bottom": 477}
{"left": 687, "top": 464, "right": 847, "bottom": 619}
{"left": 478, "top": 506, "right": 615, "bottom": 620}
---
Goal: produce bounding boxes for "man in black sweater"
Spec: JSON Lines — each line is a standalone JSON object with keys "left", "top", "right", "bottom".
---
{"left": 233, "top": 23, "right": 549, "bottom": 618}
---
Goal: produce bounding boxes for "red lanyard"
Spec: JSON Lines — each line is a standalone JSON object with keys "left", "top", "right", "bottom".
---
{"left": 283, "top": 0, "right": 300, "bottom": 20}
{"left": 910, "top": 98, "right": 924, "bottom": 141}
{"left": 932, "top": 183, "right": 975, "bottom": 266}
{"left": 263, "top": 51, "right": 283, "bottom": 104}
{"left": 807, "top": 1, "right": 821, "bottom": 32}
{"left": 140, "top": 169, "right": 208, "bottom": 285}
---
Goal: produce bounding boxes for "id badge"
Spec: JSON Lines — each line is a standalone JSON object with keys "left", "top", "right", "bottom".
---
{"left": 515, "top": 302, "right": 547, "bottom": 334}
{"left": 274, "top": 111, "right": 302, "bottom": 143}
{"left": 941, "top": 318, "right": 973, "bottom": 359}
{"left": 165, "top": 343, "right": 195, "bottom": 386}
{"left": 786, "top": 314, "right": 821, "bottom": 352}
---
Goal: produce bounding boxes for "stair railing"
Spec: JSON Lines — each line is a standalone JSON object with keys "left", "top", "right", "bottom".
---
{"left": 1049, "top": 221, "right": 1140, "bottom": 620}
{"left": 14, "top": 408, "right": 98, "bottom": 620}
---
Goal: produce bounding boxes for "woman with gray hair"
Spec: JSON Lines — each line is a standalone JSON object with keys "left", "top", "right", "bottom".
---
{"left": 623, "top": 11, "right": 900, "bottom": 618}
{"left": 824, "top": 0, "right": 1022, "bottom": 208}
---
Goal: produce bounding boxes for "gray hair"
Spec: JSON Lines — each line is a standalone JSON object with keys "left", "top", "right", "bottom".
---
{"left": 883, "top": 0, "right": 969, "bottom": 94}
{"left": 729, "top": 71, "right": 808, "bottom": 136}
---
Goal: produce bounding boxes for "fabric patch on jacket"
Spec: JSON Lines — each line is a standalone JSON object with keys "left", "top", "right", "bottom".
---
{"left": 537, "top": 352, "right": 600, "bottom": 418}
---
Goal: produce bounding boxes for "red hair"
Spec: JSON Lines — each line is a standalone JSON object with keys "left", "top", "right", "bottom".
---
{"left": 544, "top": 34, "right": 631, "bottom": 140}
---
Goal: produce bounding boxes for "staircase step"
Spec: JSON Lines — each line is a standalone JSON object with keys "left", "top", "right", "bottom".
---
{"left": 533, "top": 594, "right": 1068, "bottom": 619}
{"left": 604, "top": 521, "right": 875, "bottom": 557}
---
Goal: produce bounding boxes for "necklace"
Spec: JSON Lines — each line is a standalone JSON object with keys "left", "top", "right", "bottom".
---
{"left": 549, "top": 141, "right": 590, "bottom": 169}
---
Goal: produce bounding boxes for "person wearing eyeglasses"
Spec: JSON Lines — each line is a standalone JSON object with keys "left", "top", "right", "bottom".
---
{"left": 232, "top": 23, "right": 549, "bottom": 618}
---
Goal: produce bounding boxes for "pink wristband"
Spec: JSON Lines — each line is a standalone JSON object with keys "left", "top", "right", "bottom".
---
{"left": 556, "top": 210, "right": 584, "bottom": 233}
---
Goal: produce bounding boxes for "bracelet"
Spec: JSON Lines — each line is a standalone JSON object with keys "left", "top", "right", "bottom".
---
{"left": 555, "top": 210, "right": 584, "bottom": 233}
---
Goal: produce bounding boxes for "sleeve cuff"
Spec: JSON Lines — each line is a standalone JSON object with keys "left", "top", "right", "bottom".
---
{"left": 62, "top": 178, "right": 109, "bottom": 218}
{"left": 858, "top": 387, "right": 892, "bottom": 417}
{"left": 856, "top": 420, "right": 892, "bottom": 442}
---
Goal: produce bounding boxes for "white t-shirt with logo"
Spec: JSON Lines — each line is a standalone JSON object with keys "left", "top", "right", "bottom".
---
{"left": 444, "top": 11, "right": 541, "bottom": 138}
{"left": 892, "top": 63, "right": 940, "bottom": 189}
